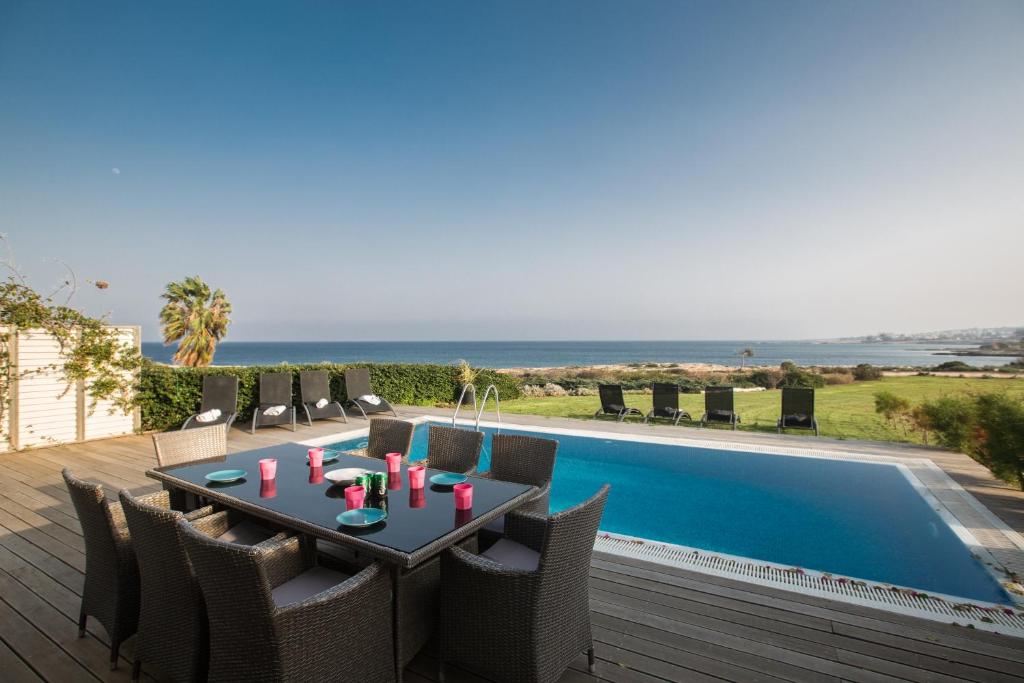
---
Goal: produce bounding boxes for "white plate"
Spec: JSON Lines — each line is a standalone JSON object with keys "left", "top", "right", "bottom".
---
{"left": 324, "top": 467, "right": 369, "bottom": 485}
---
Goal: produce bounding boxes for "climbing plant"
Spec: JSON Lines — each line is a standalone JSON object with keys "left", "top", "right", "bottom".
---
{"left": 0, "top": 245, "right": 142, "bottom": 442}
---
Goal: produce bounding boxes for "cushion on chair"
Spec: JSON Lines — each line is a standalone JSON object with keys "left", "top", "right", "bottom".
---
{"left": 480, "top": 538, "right": 540, "bottom": 571}
{"left": 217, "top": 520, "right": 275, "bottom": 545}
{"left": 271, "top": 566, "right": 350, "bottom": 607}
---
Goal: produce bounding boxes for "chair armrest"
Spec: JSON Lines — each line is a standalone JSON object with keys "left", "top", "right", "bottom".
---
{"left": 504, "top": 509, "right": 549, "bottom": 553}
{"left": 275, "top": 562, "right": 393, "bottom": 643}
{"left": 184, "top": 504, "right": 217, "bottom": 521}
{"left": 135, "top": 489, "right": 172, "bottom": 510}
{"left": 189, "top": 509, "right": 233, "bottom": 539}
{"left": 441, "top": 546, "right": 538, "bottom": 603}
{"left": 520, "top": 480, "right": 551, "bottom": 515}
{"left": 259, "top": 535, "right": 309, "bottom": 589}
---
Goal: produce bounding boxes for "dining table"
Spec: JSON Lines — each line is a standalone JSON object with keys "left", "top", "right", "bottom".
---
{"left": 145, "top": 441, "right": 537, "bottom": 677}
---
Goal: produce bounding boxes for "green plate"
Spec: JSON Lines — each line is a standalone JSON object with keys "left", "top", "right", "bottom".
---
{"left": 336, "top": 508, "right": 387, "bottom": 527}
{"left": 205, "top": 469, "right": 247, "bottom": 483}
{"left": 429, "top": 472, "right": 467, "bottom": 486}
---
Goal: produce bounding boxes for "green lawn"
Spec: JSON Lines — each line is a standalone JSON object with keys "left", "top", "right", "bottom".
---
{"left": 500, "top": 376, "right": 1024, "bottom": 444}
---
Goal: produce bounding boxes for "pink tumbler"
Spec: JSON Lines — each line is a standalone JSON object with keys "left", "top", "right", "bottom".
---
{"left": 258, "top": 458, "right": 277, "bottom": 480}
{"left": 407, "top": 465, "right": 426, "bottom": 489}
{"left": 344, "top": 485, "right": 365, "bottom": 510}
{"left": 453, "top": 483, "right": 473, "bottom": 510}
{"left": 385, "top": 452, "right": 402, "bottom": 474}
{"left": 307, "top": 447, "right": 324, "bottom": 468}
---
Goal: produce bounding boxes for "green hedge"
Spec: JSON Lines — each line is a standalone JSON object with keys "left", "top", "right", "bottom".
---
{"left": 137, "top": 361, "right": 522, "bottom": 432}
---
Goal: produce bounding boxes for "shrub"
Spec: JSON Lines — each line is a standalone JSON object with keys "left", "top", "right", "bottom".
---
{"left": 822, "top": 372, "right": 854, "bottom": 385}
{"left": 852, "top": 364, "right": 884, "bottom": 381}
{"left": 777, "top": 368, "right": 826, "bottom": 389}
{"left": 746, "top": 369, "right": 783, "bottom": 389}
{"left": 873, "top": 390, "right": 910, "bottom": 426}
{"left": 933, "top": 360, "right": 974, "bottom": 372}
{"left": 136, "top": 360, "right": 521, "bottom": 431}
{"left": 919, "top": 394, "right": 976, "bottom": 451}
{"left": 973, "top": 393, "right": 1024, "bottom": 488}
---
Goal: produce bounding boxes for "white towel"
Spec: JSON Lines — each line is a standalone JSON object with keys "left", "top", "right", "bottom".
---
{"left": 358, "top": 394, "right": 382, "bottom": 406}
{"left": 195, "top": 408, "right": 221, "bottom": 423}
{"left": 263, "top": 405, "right": 286, "bottom": 416}
{"left": 315, "top": 398, "right": 329, "bottom": 409}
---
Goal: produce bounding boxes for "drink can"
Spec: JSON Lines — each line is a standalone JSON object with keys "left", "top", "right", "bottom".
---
{"left": 355, "top": 474, "right": 373, "bottom": 495}
{"left": 372, "top": 472, "right": 388, "bottom": 497}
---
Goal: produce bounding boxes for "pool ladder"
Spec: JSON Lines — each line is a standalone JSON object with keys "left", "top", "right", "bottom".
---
{"left": 453, "top": 383, "right": 501, "bottom": 432}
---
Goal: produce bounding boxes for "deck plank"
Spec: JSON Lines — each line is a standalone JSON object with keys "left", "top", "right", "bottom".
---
{"left": 1, "top": 417, "right": 1022, "bottom": 683}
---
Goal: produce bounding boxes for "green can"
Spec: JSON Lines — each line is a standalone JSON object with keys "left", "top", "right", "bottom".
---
{"left": 355, "top": 473, "right": 373, "bottom": 494}
{"left": 371, "top": 472, "right": 388, "bottom": 497}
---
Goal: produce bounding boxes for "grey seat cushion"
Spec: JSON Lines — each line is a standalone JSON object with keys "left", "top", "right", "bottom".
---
{"left": 480, "top": 538, "right": 540, "bottom": 571}
{"left": 217, "top": 520, "right": 275, "bottom": 545}
{"left": 271, "top": 566, "right": 350, "bottom": 607}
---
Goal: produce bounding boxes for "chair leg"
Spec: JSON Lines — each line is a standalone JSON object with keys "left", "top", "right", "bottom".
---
{"left": 77, "top": 609, "right": 87, "bottom": 637}
{"left": 109, "top": 638, "right": 120, "bottom": 670}
{"left": 588, "top": 647, "right": 596, "bottom": 673}
{"left": 131, "top": 659, "right": 142, "bottom": 682}
{"left": 437, "top": 661, "right": 445, "bottom": 683}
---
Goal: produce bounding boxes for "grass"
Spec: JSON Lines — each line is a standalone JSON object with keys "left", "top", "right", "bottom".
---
{"left": 500, "top": 376, "right": 1024, "bottom": 444}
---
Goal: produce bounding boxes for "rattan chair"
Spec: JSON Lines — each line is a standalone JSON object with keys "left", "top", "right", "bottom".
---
{"left": 343, "top": 367, "right": 398, "bottom": 418}
{"left": 365, "top": 417, "right": 415, "bottom": 460}
{"left": 299, "top": 369, "right": 347, "bottom": 425}
{"left": 645, "top": 382, "right": 692, "bottom": 426}
{"left": 62, "top": 469, "right": 139, "bottom": 670}
{"left": 701, "top": 386, "right": 740, "bottom": 429}
{"left": 179, "top": 522, "right": 395, "bottom": 682}
{"left": 480, "top": 433, "right": 557, "bottom": 516}
{"left": 251, "top": 372, "right": 297, "bottom": 434}
{"left": 152, "top": 424, "right": 227, "bottom": 468}
{"left": 778, "top": 386, "right": 819, "bottom": 435}
{"left": 425, "top": 424, "right": 483, "bottom": 474}
{"left": 439, "top": 485, "right": 610, "bottom": 683}
{"left": 119, "top": 489, "right": 281, "bottom": 682}
{"left": 182, "top": 374, "right": 238, "bottom": 432}
{"left": 594, "top": 384, "right": 643, "bottom": 421}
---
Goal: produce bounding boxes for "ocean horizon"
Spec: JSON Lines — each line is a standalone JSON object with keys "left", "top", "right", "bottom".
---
{"left": 140, "top": 340, "right": 1000, "bottom": 369}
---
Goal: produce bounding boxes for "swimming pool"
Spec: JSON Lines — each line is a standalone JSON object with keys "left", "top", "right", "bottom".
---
{"left": 323, "top": 419, "right": 1010, "bottom": 604}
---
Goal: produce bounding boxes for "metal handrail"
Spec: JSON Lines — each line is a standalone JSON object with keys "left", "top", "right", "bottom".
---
{"left": 452, "top": 383, "right": 477, "bottom": 426}
{"left": 475, "top": 384, "right": 500, "bottom": 431}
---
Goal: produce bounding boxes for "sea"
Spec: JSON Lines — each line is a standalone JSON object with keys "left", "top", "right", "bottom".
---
{"left": 140, "top": 340, "right": 1004, "bottom": 369}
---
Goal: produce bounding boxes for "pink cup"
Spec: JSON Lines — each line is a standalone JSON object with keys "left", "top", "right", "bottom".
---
{"left": 385, "top": 452, "right": 402, "bottom": 474}
{"left": 407, "top": 465, "right": 426, "bottom": 489}
{"left": 258, "top": 458, "right": 277, "bottom": 480}
{"left": 453, "top": 483, "right": 473, "bottom": 510}
{"left": 308, "top": 447, "right": 324, "bottom": 468}
{"left": 344, "top": 485, "right": 365, "bottom": 510}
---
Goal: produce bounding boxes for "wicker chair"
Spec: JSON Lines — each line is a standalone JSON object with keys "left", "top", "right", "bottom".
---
{"left": 119, "top": 490, "right": 281, "bottom": 683}
{"left": 439, "top": 485, "right": 610, "bottom": 683}
{"left": 365, "top": 417, "right": 415, "bottom": 460}
{"left": 481, "top": 433, "right": 557, "bottom": 515}
{"left": 152, "top": 424, "right": 227, "bottom": 468}
{"left": 179, "top": 522, "right": 395, "bottom": 682}
{"left": 62, "top": 469, "right": 140, "bottom": 670}
{"left": 425, "top": 424, "right": 483, "bottom": 474}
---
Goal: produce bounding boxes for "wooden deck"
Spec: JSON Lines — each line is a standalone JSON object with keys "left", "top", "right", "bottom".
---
{"left": 1, "top": 418, "right": 1022, "bottom": 682}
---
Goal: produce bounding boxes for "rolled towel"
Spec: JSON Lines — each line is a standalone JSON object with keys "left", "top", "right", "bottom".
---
{"left": 195, "top": 408, "right": 222, "bottom": 423}
{"left": 315, "top": 398, "right": 329, "bottom": 409}
{"left": 358, "top": 394, "right": 382, "bottom": 406}
{"left": 263, "top": 405, "right": 287, "bottom": 416}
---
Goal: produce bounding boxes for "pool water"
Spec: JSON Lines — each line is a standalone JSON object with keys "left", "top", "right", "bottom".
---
{"left": 326, "top": 421, "right": 1009, "bottom": 604}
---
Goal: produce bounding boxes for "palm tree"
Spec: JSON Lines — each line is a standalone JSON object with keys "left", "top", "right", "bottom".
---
{"left": 738, "top": 347, "right": 754, "bottom": 369}
{"left": 159, "top": 276, "right": 231, "bottom": 367}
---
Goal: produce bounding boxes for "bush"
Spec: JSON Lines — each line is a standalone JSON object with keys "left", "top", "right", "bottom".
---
{"left": 136, "top": 360, "right": 521, "bottom": 431}
{"left": 873, "top": 390, "right": 910, "bottom": 426}
{"left": 746, "top": 369, "right": 783, "bottom": 389}
{"left": 778, "top": 368, "right": 826, "bottom": 389}
{"left": 933, "top": 360, "right": 974, "bottom": 372}
{"left": 918, "top": 395, "right": 975, "bottom": 450}
{"left": 852, "top": 364, "right": 884, "bottom": 381}
{"left": 822, "top": 372, "right": 854, "bottom": 385}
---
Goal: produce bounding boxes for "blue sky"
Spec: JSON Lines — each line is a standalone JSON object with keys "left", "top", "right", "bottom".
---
{"left": 1, "top": 1, "right": 1021, "bottom": 341}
